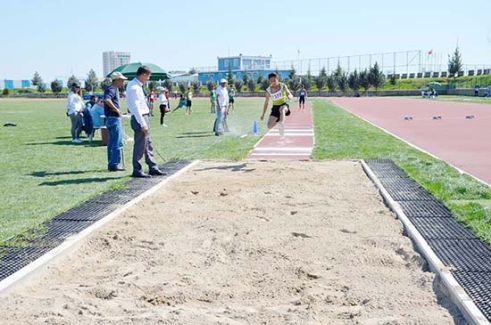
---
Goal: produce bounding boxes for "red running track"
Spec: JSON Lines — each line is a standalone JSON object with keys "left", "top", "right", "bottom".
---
{"left": 331, "top": 97, "right": 491, "bottom": 185}
{"left": 248, "top": 102, "right": 314, "bottom": 160}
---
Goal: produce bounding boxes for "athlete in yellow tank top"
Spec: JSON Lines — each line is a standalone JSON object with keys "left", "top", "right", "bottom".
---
{"left": 261, "top": 72, "right": 294, "bottom": 137}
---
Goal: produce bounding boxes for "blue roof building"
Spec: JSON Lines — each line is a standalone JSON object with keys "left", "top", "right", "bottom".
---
{"left": 198, "top": 54, "right": 290, "bottom": 84}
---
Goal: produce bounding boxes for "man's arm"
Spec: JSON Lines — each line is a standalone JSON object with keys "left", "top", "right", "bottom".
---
{"left": 127, "top": 85, "right": 148, "bottom": 132}
{"left": 284, "top": 84, "right": 294, "bottom": 100}
{"left": 261, "top": 92, "right": 270, "bottom": 120}
{"left": 103, "top": 98, "right": 121, "bottom": 116}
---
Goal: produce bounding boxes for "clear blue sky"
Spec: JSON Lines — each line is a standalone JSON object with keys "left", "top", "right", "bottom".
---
{"left": 1, "top": 0, "right": 490, "bottom": 81}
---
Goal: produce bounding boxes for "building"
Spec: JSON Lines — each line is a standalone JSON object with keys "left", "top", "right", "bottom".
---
{"left": 102, "top": 51, "right": 131, "bottom": 77}
{"left": 0, "top": 79, "right": 31, "bottom": 89}
{"left": 198, "top": 54, "right": 290, "bottom": 84}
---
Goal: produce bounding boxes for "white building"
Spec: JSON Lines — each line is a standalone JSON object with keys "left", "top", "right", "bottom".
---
{"left": 102, "top": 51, "right": 131, "bottom": 77}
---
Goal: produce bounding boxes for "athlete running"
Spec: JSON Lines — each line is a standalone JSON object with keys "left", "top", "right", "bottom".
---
{"left": 298, "top": 86, "right": 307, "bottom": 110}
{"left": 260, "top": 72, "right": 293, "bottom": 137}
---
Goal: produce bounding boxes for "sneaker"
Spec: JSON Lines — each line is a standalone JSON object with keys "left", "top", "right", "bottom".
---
{"left": 72, "top": 139, "right": 82, "bottom": 144}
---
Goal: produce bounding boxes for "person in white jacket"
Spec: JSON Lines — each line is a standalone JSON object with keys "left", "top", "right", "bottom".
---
{"left": 214, "top": 79, "right": 229, "bottom": 136}
{"left": 66, "top": 83, "right": 85, "bottom": 144}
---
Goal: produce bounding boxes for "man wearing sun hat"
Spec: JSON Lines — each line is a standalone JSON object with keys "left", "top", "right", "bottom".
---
{"left": 104, "top": 71, "right": 127, "bottom": 171}
{"left": 214, "top": 78, "right": 229, "bottom": 136}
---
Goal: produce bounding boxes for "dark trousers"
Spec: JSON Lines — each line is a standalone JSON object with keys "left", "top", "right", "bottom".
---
{"left": 159, "top": 104, "right": 167, "bottom": 125}
{"left": 131, "top": 115, "right": 158, "bottom": 175}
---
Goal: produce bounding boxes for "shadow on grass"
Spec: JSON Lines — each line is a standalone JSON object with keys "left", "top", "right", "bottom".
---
{"left": 175, "top": 134, "right": 213, "bottom": 139}
{"left": 40, "top": 176, "right": 122, "bottom": 186}
{"left": 31, "top": 170, "right": 105, "bottom": 177}
{"left": 195, "top": 163, "right": 256, "bottom": 173}
{"left": 25, "top": 140, "right": 104, "bottom": 147}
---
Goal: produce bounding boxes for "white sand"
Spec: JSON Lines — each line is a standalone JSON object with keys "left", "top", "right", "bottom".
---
{"left": 0, "top": 161, "right": 457, "bottom": 324}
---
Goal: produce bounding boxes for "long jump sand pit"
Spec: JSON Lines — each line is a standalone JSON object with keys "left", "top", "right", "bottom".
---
{"left": 0, "top": 161, "right": 457, "bottom": 324}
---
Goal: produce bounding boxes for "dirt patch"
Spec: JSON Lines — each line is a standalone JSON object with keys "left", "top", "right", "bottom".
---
{"left": 0, "top": 161, "right": 457, "bottom": 324}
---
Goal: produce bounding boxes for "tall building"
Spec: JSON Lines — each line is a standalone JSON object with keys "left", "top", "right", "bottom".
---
{"left": 102, "top": 51, "right": 131, "bottom": 77}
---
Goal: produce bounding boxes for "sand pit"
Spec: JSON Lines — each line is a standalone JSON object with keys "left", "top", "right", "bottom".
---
{"left": 0, "top": 161, "right": 457, "bottom": 324}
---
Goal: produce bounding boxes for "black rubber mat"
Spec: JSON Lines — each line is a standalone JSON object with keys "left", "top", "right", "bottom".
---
{"left": 53, "top": 202, "right": 119, "bottom": 221}
{"left": 365, "top": 159, "right": 491, "bottom": 320}
{"left": 411, "top": 218, "right": 476, "bottom": 240}
{"left": 428, "top": 239, "right": 491, "bottom": 271}
{"left": 452, "top": 271, "right": 491, "bottom": 320}
{"left": 398, "top": 200, "right": 453, "bottom": 218}
{"left": 0, "top": 161, "right": 190, "bottom": 282}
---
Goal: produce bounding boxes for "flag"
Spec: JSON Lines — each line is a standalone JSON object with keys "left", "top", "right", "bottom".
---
{"left": 428, "top": 49, "right": 433, "bottom": 55}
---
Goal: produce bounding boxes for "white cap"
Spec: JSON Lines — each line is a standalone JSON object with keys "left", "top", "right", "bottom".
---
{"left": 219, "top": 78, "right": 228, "bottom": 84}
{"left": 110, "top": 72, "right": 128, "bottom": 81}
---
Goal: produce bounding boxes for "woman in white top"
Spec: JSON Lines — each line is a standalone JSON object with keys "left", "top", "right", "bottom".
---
{"left": 66, "top": 83, "right": 85, "bottom": 143}
{"left": 159, "top": 88, "right": 171, "bottom": 127}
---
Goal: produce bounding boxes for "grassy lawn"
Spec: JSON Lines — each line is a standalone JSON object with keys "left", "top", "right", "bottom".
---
{"left": 312, "top": 99, "right": 491, "bottom": 244}
{"left": 0, "top": 98, "right": 265, "bottom": 244}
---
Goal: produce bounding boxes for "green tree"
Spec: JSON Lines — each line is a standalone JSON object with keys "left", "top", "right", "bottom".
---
{"left": 315, "top": 75, "right": 325, "bottom": 92}
{"left": 348, "top": 70, "right": 360, "bottom": 92}
{"left": 234, "top": 80, "right": 244, "bottom": 92}
{"left": 37, "top": 83, "right": 47, "bottom": 93}
{"left": 319, "top": 67, "right": 328, "bottom": 81}
{"left": 227, "top": 65, "right": 234, "bottom": 85}
{"left": 191, "top": 82, "right": 200, "bottom": 94}
{"left": 31, "top": 71, "right": 43, "bottom": 86}
{"left": 333, "top": 63, "right": 343, "bottom": 82}
{"left": 162, "top": 79, "right": 173, "bottom": 92}
{"left": 326, "top": 74, "right": 337, "bottom": 92}
{"left": 389, "top": 74, "right": 397, "bottom": 86}
{"left": 305, "top": 69, "right": 313, "bottom": 91}
{"left": 448, "top": 47, "right": 463, "bottom": 78}
{"left": 206, "top": 80, "right": 215, "bottom": 92}
{"left": 85, "top": 69, "right": 98, "bottom": 92}
{"left": 257, "top": 75, "right": 264, "bottom": 85}
{"left": 289, "top": 77, "right": 301, "bottom": 93}
{"left": 178, "top": 83, "right": 186, "bottom": 94}
{"left": 359, "top": 69, "right": 370, "bottom": 94}
{"left": 100, "top": 78, "right": 111, "bottom": 91}
{"left": 67, "top": 75, "right": 80, "bottom": 88}
{"left": 337, "top": 72, "right": 349, "bottom": 93}
{"left": 50, "top": 79, "right": 63, "bottom": 93}
{"left": 148, "top": 81, "right": 158, "bottom": 90}
{"left": 247, "top": 78, "right": 256, "bottom": 92}
{"left": 242, "top": 73, "right": 250, "bottom": 86}
{"left": 288, "top": 65, "right": 296, "bottom": 80}
{"left": 368, "top": 62, "right": 385, "bottom": 91}
{"left": 260, "top": 79, "right": 270, "bottom": 91}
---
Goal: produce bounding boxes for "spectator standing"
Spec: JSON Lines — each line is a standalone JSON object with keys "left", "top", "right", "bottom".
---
{"left": 66, "top": 83, "right": 85, "bottom": 144}
{"left": 126, "top": 66, "right": 166, "bottom": 178}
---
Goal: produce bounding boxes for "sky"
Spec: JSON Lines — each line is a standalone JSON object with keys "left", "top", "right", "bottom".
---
{"left": 0, "top": 0, "right": 490, "bottom": 81}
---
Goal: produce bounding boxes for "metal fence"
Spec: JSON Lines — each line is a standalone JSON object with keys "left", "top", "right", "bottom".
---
{"left": 193, "top": 50, "right": 491, "bottom": 77}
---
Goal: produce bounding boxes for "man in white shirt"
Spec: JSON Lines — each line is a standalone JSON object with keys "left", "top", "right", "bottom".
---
{"left": 126, "top": 66, "right": 165, "bottom": 178}
{"left": 214, "top": 79, "right": 229, "bottom": 136}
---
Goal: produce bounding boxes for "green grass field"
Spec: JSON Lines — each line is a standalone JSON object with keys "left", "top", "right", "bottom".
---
{"left": 2, "top": 97, "right": 490, "bottom": 246}
{"left": 312, "top": 99, "right": 491, "bottom": 243}
{"left": 0, "top": 98, "right": 266, "bottom": 244}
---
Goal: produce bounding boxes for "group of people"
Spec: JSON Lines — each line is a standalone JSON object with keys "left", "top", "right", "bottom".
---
{"left": 65, "top": 68, "right": 304, "bottom": 178}
{"left": 66, "top": 85, "right": 105, "bottom": 143}
{"left": 66, "top": 67, "right": 165, "bottom": 178}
